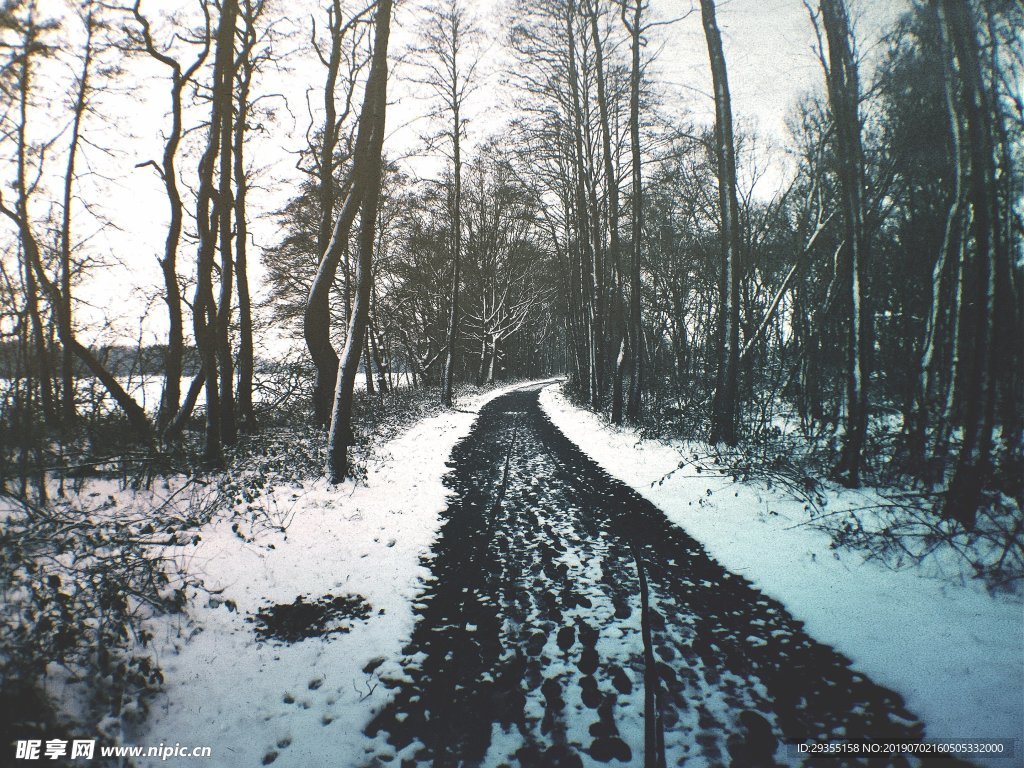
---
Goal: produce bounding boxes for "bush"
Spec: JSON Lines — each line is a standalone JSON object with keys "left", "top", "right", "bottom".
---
{"left": 0, "top": 487, "right": 208, "bottom": 745}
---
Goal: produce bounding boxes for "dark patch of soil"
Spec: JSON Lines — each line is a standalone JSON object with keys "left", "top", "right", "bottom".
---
{"left": 248, "top": 593, "right": 372, "bottom": 643}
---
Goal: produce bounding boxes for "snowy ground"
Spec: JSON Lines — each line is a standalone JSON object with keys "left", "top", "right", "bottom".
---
{"left": 135, "top": 380, "right": 557, "bottom": 767}
{"left": 128, "top": 378, "right": 1021, "bottom": 767}
{"left": 539, "top": 383, "right": 1023, "bottom": 766}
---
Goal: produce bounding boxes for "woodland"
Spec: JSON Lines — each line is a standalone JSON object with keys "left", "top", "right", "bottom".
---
{"left": 0, "top": 0, "right": 1021, "bottom": 749}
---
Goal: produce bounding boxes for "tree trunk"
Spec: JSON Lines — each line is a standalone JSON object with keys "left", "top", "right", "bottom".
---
{"left": 441, "top": 99, "right": 462, "bottom": 407}
{"left": 625, "top": 0, "right": 645, "bottom": 422}
{"left": 131, "top": 2, "right": 209, "bottom": 434}
{"left": 820, "top": 0, "right": 870, "bottom": 487}
{"left": 911, "top": 3, "right": 964, "bottom": 481}
{"left": 566, "top": 0, "right": 599, "bottom": 409}
{"left": 587, "top": 0, "right": 627, "bottom": 425}
{"left": 58, "top": 5, "right": 96, "bottom": 425}
{"left": 369, "top": 318, "right": 389, "bottom": 393}
{"left": 326, "top": 0, "right": 392, "bottom": 482}
{"left": 215, "top": 0, "right": 238, "bottom": 447}
{"left": 701, "top": 0, "right": 741, "bottom": 446}
{"left": 487, "top": 335, "right": 499, "bottom": 384}
{"left": 235, "top": 3, "right": 256, "bottom": 432}
{"left": 192, "top": 0, "right": 239, "bottom": 466}
{"left": 938, "top": 0, "right": 1002, "bottom": 528}
{"left": 308, "top": 0, "right": 346, "bottom": 425}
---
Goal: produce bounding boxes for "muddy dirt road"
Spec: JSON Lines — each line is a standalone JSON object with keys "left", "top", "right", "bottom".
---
{"left": 365, "top": 385, "right": 933, "bottom": 767}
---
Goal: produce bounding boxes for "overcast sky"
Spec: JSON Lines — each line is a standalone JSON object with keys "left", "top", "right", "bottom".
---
{"left": 9, "top": 0, "right": 909, "bottom": 348}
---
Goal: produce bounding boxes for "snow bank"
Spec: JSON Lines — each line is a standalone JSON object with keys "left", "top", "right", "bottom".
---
{"left": 539, "top": 383, "right": 1023, "bottom": 765}
{"left": 139, "top": 380, "right": 556, "bottom": 767}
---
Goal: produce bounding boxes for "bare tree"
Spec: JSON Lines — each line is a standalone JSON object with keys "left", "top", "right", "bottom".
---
{"left": 623, "top": 0, "right": 647, "bottom": 422}
{"left": 1, "top": 0, "right": 58, "bottom": 428}
{"left": 937, "top": 0, "right": 1006, "bottom": 528}
{"left": 816, "top": 0, "right": 870, "bottom": 487}
{"left": 304, "top": 0, "right": 373, "bottom": 426}
{"left": 230, "top": 0, "right": 270, "bottom": 433}
{"left": 325, "top": 0, "right": 392, "bottom": 481}
{"left": 700, "top": 0, "right": 741, "bottom": 446}
{"left": 54, "top": 1, "right": 100, "bottom": 425}
{"left": 190, "top": 0, "right": 238, "bottom": 465}
{"left": 0, "top": 0, "right": 152, "bottom": 441}
{"left": 409, "top": 0, "right": 482, "bottom": 407}
{"left": 585, "top": 0, "right": 627, "bottom": 423}
{"left": 129, "top": 0, "right": 211, "bottom": 432}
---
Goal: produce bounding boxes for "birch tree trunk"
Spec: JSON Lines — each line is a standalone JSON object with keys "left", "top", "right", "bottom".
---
{"left": 441, "top": 96, "right": 462, "bottom": 406}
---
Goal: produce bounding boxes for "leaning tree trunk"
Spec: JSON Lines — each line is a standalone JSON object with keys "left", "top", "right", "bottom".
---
{"left": 0, "top": 203, "right": 152, "bottom": 442}
{"left": 326, "top": 0, "right": 392, "bottom": 482}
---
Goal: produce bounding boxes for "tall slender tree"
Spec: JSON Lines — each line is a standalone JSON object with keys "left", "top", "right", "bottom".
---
{"left": 191, "top": 0, "right": 238, "bottom": 465}
{"left": 586, "top": 0, "right": 627, "bottom": 424}
{"left": 818, "top": 0, "right": 870, "bottom": 487}
{"left": 937, "top": 0, "right": 1005, "bottom": 527}
{"left": 305, "top": 0, "right": 372, "bottom": 426}
{"left": 233, "top": 0, "right": 267, "bottom": 432}
{"left": 409, "top": 0, "right": 481, "bottom": 407}
{"left": 326, "top": 0, "right": 392, "bottom": 481}
{"left": 623, "top": 0, "right": 647, "bottom": 422}
{"left": 55, "top": 1, "right": 99, "bottom": 424}
{"left": 130, "top": 0, "right": 211, "bottom": 433}
{"left": 700, "top": 0, "right": 741, "bottom": 446}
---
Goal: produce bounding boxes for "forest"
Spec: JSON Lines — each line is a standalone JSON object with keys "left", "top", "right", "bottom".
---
{"left": 0, "top": 0, "right": 1022, "bottom": 762}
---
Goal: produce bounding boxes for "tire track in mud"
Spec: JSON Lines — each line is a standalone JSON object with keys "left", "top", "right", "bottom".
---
{"left": 363, "top": 385, "right": 952, "bottom": 767}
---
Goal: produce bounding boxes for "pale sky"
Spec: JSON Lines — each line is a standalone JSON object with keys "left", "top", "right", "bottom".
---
{"left": 5, "top": 0, "right": 909, "bottom": 348}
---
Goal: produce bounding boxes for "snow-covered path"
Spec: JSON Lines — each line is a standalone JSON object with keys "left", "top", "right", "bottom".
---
{"left": 365, "top": 385, "right": 939, "bottom": 767}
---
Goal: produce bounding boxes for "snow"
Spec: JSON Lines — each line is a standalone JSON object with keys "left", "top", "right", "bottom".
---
{"left": 135, "top": 379, "right": 558, "bottom": 767}
{"left": 539, "top": 383, "right": 1024, "bottom": 766}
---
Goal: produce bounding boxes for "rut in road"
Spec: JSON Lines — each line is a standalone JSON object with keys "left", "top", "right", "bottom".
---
{"left": 363, "top": 385, "right": 931, "bottom": 767}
